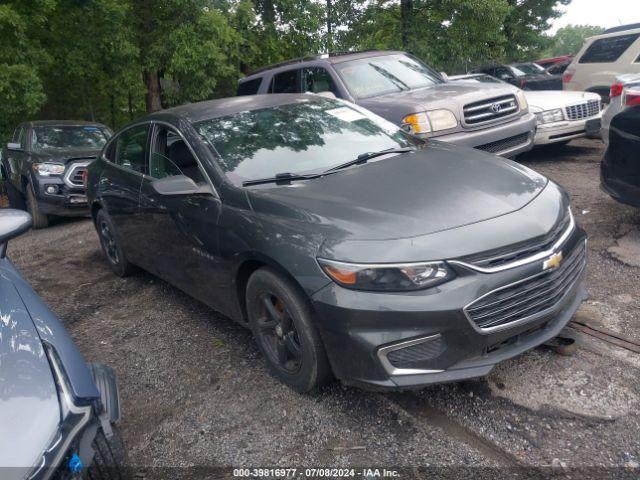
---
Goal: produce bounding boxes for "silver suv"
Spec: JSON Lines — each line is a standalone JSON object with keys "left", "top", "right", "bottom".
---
{"left": 238, "top": 51, "right": 536, "bottom": 157}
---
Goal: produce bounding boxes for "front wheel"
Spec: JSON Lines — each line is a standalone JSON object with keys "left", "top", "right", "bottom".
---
{"left": 96, "top": 209, "right": 135, "bottom": 277}
{"left": 25, "top": 183, "right": 49, "bottom": 229}
{"left": 246, "top": 267, "right": 332, "bottom": 392}
{"left": 88, "top": 425, "right": 128, "bottom": 480}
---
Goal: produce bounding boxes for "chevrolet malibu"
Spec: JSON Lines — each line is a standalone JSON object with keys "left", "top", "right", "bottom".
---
{"left": 86, "top": 94, "right": 587, "bottom": 392}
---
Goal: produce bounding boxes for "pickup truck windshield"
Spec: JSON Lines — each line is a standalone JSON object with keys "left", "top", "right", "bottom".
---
{"left": 31, "top": 126, "right": 109, "bottom": 152}
{"left": 196, "top": 99, "right": 423, "bottom": 185}
{"left": 335, "top": 54, "right": 443, "bottom": 99}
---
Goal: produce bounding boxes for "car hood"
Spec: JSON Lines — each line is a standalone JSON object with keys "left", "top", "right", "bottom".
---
{"left": 357, "top": 82, "right": 519, "bottom": 123}
{"left": 248, "top": 141, "right": 548, "bottom": 243}
{"left": 0, "top": 260, "right": 60, "bottom": 473}
{"left": 34, "top": 147, "right": 101, "bottom": 163}
{"left": 525, "top": 90, "right": 601, "bottom": 112}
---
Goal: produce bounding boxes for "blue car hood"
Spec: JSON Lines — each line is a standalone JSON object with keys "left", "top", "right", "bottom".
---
{"left": 0, "top": 260, "right": 60, "bottom": 473}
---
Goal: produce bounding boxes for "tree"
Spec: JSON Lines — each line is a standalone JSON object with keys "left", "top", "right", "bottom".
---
{"left": 549, "top": 24, "right": 604, "bottom": 56}
{"left": 503, "top": 0, "right": 571, "bottom": 61}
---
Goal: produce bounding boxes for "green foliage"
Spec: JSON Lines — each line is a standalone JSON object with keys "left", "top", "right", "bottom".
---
{"left": 546, "top": 24, "right": 605, "bottom": 56}
{"left": 0, "top": 0, "right": 576, "bottom": 139}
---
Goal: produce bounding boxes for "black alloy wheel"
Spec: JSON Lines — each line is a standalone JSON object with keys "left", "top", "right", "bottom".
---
{"left": 96, "top": 209, "right": 135, "bottom": 277}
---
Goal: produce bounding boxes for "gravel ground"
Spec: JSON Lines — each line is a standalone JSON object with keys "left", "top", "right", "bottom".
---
{"left": 5, "top": 138, "right": 640, "bottom": 479}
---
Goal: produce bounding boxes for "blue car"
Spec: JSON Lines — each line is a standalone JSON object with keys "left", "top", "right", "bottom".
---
{"left": 0, "top": 209, "right": 126, "bottom": 479}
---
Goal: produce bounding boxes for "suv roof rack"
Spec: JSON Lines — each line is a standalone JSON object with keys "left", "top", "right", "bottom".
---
{"left": 602, "top": 23, "right": 640, "bottom": 34}
{"left": 245, "top": 50, "right": 392, "bottom": 77}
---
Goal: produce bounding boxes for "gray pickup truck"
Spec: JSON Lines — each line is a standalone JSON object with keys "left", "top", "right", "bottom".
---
{"left": 237, "top": 50, "right": 536, "bottom": 157}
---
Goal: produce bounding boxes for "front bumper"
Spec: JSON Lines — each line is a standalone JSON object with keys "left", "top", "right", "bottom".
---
{"left": 311, "top": 229, "right": 587, "bottom": 390}
{"left": 432, "top": 112, "right": 536, "bottom": 157}
{"left": 31, "top": 173, "right": 90, "bottom": 217}
{"left": 534, "top": 114, "right": 602, "bottom": 145}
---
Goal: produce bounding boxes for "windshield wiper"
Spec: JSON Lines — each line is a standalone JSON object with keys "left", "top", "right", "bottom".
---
{"left": 324, "top": 147, "right": 414, "bottom": 173}
{"left": 242, "top": 172, "right": 323, "bottom": 187}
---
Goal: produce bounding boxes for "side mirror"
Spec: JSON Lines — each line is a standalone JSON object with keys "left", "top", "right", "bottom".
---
{"left": 6, "top": 142, "right": 22, "bottom": 151}
{"left": 440, "top": 72, "right": 449, "bottom": 82}
{"left": 151, "top": 175, "right": 211, "bottom": 196}
{"left": 0, "top": 210, "right": 32, "bottom": 258}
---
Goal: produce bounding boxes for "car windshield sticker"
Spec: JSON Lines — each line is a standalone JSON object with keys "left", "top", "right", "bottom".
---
{"left": 326, "top": 107, "right": 367, "bottom": 122}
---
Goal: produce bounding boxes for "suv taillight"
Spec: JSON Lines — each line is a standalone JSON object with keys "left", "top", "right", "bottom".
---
{"left": 610, "top": 83, "right": 624, "bottom": 99}
{"left": 562, "top": 70, "right": 574, "bottom": 83}
{"left": 626, "top": 90, "right": 640, "bottom": 106}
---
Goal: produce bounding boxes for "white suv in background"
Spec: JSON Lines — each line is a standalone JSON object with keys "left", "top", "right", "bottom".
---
{"left": 563, "top": 24, "right": 640, "bottom": 102}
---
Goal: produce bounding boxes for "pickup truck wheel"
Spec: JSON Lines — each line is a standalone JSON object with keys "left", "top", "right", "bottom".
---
{"left": 246, "top": 267, "right": 332, "bottom": 392}
{"left": 88, "top": 425, "right": 128, "bottom": 480}
{"left": 96, "top": 209, "right": 135, "bottom": 277}
{"left": 26, "top": 183, "right": 49, "bottom": 229}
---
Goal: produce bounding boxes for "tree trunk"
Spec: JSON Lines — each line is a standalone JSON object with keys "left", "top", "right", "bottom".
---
{"left": 400, "top": 0, "right": 413, "bottom": 50}
{"left": 143, "top": 70, "right": 162, "bottom": 113}
{"left": 327, "top": 0, "right": 333, "bottom": 53}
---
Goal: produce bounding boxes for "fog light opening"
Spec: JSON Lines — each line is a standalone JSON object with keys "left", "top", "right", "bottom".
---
{"left": 45, "top": 185, "right": 59, "bottom": 195}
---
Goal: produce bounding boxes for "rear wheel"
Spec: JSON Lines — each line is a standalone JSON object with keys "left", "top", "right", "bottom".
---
{"left": 25, "top": 182, "right": 49, "bottom": 229}
{"left": 246, "top": 267, "right": 332, "bottom": 392}
{"left": 87, "top": 425, "right": 128, "bottom": 480}
{"left": 96, "top": 209, "right": 135, "bottom": 277}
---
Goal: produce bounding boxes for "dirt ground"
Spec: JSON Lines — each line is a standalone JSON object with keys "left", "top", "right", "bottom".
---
{"left": 6, "top": 138, "right": 640, "bottom": 479}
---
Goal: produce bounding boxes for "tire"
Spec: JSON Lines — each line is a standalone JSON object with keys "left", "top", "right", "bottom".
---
{"left": 96, "top": 209, "right": 136, "bottom": 277}
{"left": 88, "top": 425, "right": 128, "bottom": 480}
{"left": 25, "top": 182, "right": 49, "bottom": 229}
{"left": 246, "top": 267, "right": 332, "bottom": 392}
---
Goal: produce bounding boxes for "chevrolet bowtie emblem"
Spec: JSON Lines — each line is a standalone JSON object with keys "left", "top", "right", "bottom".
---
{"left": 543, "top": 251, "right": 563, "bottom": 270}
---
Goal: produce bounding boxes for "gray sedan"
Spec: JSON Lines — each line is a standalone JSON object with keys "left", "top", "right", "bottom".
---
{"left": 86, "top": 94, "right": 587, "bottom": 392}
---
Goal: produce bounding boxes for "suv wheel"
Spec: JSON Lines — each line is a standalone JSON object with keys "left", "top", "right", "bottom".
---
{"left": 96, "top": 209, "right": 135, "bottom": 277}
{"left": 26, "top": 182, "right": 49, "bottom": 229}
{"left": 89, "top": 425, "right": 128, "bottom": 480}
{"left": 246, "top": 267, "right": 332, "bottom": 392}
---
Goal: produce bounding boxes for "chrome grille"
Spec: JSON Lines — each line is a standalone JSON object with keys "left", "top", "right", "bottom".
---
{"left": 464, "top": 95, "right": 519, "bottom": 125}
{"left": 465, "top": 241, "right": 586, "bottom": 330}
{"left": 476, "top": 132, "right": 529, "bottom": 154}
{"left": 64, "top": 161, "right": 89, "bottom": 188}
{"left": 565, "top": 100, "right": 600, "bottom": 120}
{"left": 461, "top": 211, "right": 572, "bottom": 269}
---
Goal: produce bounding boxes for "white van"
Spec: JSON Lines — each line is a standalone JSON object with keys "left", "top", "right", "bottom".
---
{"left": 563, "top": 24, "right": 640, "bottom": 102}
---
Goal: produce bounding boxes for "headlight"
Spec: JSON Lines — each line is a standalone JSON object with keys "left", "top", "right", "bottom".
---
{"left": 33, "top": 163, "right": 65, "bottom": 176}
{"left": 402, "top": 109, "right": 458, "bottom": 134}
{"left": 317, "top": 258, "right": 456, "bottom": 291}
{"left": 535, "top": 109, "right": 564, "bottom": 125}
{"left": 516, "top": 90, "right": 528, "bottom": 110}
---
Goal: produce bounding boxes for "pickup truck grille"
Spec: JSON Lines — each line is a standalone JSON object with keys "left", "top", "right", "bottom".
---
{"left": 565, "top": 99, "right": 600, "bottom": 120}
{"left": 64, "top": 161, "right": 90, "bottom": 188}
{"left": 464, "top": 95, "right": 519, "bottom": 125}
{"left": 465, "top": 240, "right": 586, "bottom": 331}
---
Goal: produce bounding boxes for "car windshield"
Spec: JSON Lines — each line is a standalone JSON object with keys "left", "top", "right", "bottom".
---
{"left": 195, "top": 99, "right": 423, "bottom": 185}
{"left": 513, "top": 63, "right": 546, "bottom": 76}
{"left": 334, "top": 54, "right": 443, "bottom": 99}
{"left": 31, "top": 125, "right": 109, "bottom": 152}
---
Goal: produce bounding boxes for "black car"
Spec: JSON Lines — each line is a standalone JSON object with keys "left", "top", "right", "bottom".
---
{"left": 86, "top": 94, "right": 587, "bottom": 392}
{"left": 1, "top": 121, "right": 112, "bottom": 228}
{"left": 601, "top": 105, "right": 640, "bottom": 206}
{"left": 471, "top": 63, "right": 563, "bottom": 90}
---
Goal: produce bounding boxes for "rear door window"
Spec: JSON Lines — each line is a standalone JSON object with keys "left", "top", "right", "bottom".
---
{"left": 579, "top": 33, "right": 640, "bottom": 63}
{"left": 114, "top": 124, "right": 150, "bottom": 174}
{"left": 237, "top": 78, "right": 262, "bottom": 96}
{"left": 269, "top": 69, "right": 301, "bottom": 93}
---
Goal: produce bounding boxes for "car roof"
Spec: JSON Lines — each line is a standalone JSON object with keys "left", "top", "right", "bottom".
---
{"left": 28, "top": 120, "right": 108, "bottom": 127}
{"left": 148, "top": 93, "right": 330, "bottom": 124}
{"left": 602, "top": 23, "right": 640, "bottom": 35}
{"left": 240, "top": 50, "right": 405, "bottom": 81}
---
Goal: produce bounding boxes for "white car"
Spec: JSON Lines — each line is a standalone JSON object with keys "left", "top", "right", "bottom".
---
{"left": 526, "top": 90, "right": 603, "bottom": 145}
{"left": 563, "top": 24, "right": 640, "bottom": 102}
{"left": 449, "top": 74, "right": 602, "bottom": 146}
{"left": 601, "top": 73, "right": 640, "bottom": 145}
